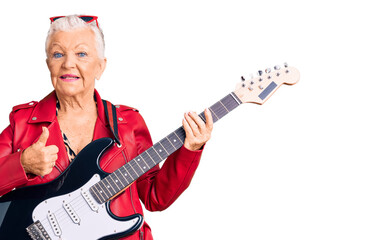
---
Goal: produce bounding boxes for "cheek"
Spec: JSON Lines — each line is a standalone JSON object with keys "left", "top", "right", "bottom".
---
{"left": 80, "top": 62, "right": 100, "bottom": 79}
{"left": 47, "top": 61, "right": 59, "bottom": 76}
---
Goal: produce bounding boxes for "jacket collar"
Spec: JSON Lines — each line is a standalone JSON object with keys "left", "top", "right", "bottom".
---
{"left": 28, "top": 89, "right": 126, "bottom": 126}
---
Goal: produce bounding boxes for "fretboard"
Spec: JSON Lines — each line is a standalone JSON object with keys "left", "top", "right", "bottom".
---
{"left": 90, "top": 92, "right": 242, "bottom": 204}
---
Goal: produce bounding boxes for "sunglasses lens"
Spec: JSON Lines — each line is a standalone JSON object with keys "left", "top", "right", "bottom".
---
{"left": 52, "top": 17, "right": 63, "bottom": 22}
{"left": 79, "top": 16, "right": 94, "bottom": 23}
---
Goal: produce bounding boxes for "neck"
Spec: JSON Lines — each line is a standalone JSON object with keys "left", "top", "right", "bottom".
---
{"left": 56, "top": 90, "right": 96, "bottom": 114}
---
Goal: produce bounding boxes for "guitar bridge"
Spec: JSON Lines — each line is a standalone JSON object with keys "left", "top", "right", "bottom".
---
{"left": 26, "top": 221, "right": 52, "bottom": 240}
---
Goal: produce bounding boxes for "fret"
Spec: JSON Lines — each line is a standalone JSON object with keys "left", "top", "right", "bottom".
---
{"left": 101, "top": 178, "right": 116, "bottom": 196}
{"left": 208, "top": 107, "right": 219, "bottom": 122}
{"left": 139, "top": 152, "right": 154, "bottom": 168}
{"left": 159, "top": 137, "right": 177, "bottom": 156}
{"left": 96, "top": 182, "right": 110, "bottom": 200}
{"left": 106, "top": 175, "right": 120, "bottom": 193}
{"left": 133, "top": 157, "right": 144, "bottom": 172}
{"left": 151, "top": 145, "right": 167, "bottom": 160}
{"left": 131, "top": 160, "right": 145, "bottom": 177}
{"left": 157, "top": 142, "right": 170, "bottom": 156}
{"left": 199, "top": 113, "right": 206, "bottom": 122}
{"left": 210, "top": 102, "right": 228, "bottom": 121}
{"left": 147, "top": 147, "right": 163, "bottom": 163}
{"left": 229, "top": 92, "right": 242, "bottom": 105}
{"left": 90, "top": 185, "right": 104, "bottom": 204}
{"left": 223, "top": 93, "right": 241, "bottom": 111}
{"left": 109, "top": 174, "right": 121, "bottom": 190}
{"left": 176, "top": 127, "right": 186, "bottom": 140}
{"left": 167, "top": 131, "right": 182, "bottom": 150}
{"left": 173, "top": 131, "right": 184, "bottom": 144}
{"left": 113, "top": 171, "right": 126, "bottom": 188}
{"left": 164, "top": 136, "right": 176, "bottom": 150}
{"left": 145, "top": 149, "right": 157, "bottom": 165}
{"left": 133, "top": 154, "right": 147, "bottom": 172}
{"left": 116, "top": 167, "right": 131, "bottom": 185}
{"left": 210, "top": 103, "right": 223, "bottom": 120}
{"left": 123, "top": 163, "right": 138, "bottom": 179}
{"left": 219, "top": 100, "right": 230, "bottom": 113}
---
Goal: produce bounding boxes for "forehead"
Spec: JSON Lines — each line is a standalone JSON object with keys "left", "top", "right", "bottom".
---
{"left": 48, "top": 28, "right": 96, "bottom": 50}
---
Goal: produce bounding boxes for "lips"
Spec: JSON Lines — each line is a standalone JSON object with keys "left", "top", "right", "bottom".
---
{"left": 60, "top": 74, "right": 80, "bottom": 82}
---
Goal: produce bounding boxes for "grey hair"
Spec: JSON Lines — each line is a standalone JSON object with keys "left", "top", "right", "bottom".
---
{"left": 45, "top": 15, "right": 105, "bottom": 59}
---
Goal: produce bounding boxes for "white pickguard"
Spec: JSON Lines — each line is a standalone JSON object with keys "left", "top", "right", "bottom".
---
{"left": 31, "top": 174, "right": 142, "bottom": 240}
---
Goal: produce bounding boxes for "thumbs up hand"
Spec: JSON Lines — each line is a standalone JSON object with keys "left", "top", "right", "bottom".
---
{"left": 21, "top": 127, "right": 59, "bottom": 176}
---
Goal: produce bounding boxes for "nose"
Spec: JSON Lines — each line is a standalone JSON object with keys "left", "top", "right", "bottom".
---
{"left": 62, "top": 54, "right": 76, "bottom": 69}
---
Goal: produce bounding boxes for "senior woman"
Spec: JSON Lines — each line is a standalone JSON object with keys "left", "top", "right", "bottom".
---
{"left": 0, "top": 15, "right": 213, "bottom": 239}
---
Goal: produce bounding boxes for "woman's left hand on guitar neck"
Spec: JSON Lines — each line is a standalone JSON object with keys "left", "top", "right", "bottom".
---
{"left": 182, "top": 109, "right": 213, "bottom": 151}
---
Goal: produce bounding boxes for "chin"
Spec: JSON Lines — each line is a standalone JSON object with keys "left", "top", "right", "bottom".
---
{"left": 56, "top": 86, "right": 86, "bottom": 98}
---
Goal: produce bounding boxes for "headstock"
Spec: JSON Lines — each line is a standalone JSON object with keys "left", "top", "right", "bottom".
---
{"left": 234, "top": 63, "right": 300, "bottom": 105}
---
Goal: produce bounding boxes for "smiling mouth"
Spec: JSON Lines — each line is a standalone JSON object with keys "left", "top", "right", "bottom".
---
{"left": 60, "top": 74, "right": 80, "bottom": 81}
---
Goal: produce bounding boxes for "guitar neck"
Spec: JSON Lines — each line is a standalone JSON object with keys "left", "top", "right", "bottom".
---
{"left": 90, "top": 92, "right": 242, "bottom": 204}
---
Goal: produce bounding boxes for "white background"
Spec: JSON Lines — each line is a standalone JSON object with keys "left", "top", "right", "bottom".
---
{"left": 0, "top": 1, "right": 390, "bottom": 239}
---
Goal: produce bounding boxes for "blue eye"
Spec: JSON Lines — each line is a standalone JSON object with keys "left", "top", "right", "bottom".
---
{"left": 78, "top": 52, "right": 87, "bottom": 57}
{"left": 53, "top": 53, "right": 63, "bottom": 58}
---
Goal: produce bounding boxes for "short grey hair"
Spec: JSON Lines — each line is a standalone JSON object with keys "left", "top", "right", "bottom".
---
{"left": 45, "top": 15, "right": 105, "bottom": 59}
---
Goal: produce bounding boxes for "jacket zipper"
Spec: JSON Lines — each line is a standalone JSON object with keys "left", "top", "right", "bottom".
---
{"left": 54, "top": 165, "right": 62, "bottom": 174}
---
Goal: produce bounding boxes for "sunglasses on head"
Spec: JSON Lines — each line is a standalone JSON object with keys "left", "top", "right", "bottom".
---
{"left": 50, "top": 15, "right": 99, "bottom": 29}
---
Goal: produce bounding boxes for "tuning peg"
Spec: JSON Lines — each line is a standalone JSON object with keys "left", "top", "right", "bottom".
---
{"left": 258, "top": 70, "right": 263, "bottom": 76}
{"left": 274, "top": 65, "right": 281, "bottom": 70}
{"left": 265, "top": 68, "right": 271, "bottom": 73}
{"left": 241, "top": 76, "right": 245, "bottom": 81}
{"left": 284, "top": 62, "right": 288, "bottom": 68}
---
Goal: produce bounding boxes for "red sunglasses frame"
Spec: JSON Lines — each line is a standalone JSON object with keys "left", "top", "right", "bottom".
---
{"left": 49, "top": 15, "right": 99, "bottom": 29}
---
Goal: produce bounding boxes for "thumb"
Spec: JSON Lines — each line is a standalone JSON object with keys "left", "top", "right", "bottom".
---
{"left": 36, "top": 127, "right": 49, "bottom": 146}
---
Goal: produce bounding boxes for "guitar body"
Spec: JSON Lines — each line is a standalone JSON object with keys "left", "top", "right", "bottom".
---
{"left": 0, "top": 138, "right": 143, "bottom": 240}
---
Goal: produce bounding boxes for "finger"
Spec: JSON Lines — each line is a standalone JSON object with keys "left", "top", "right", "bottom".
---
{"left": 185, "top": 112, "right": 201, "bottom": 135}
{"left": 36, "top": 127, "right": 49, "bottom": 146}
{"left": 188, "top": 111, "right": 206, "bottom": 130}
{"left": 46, "top": 145, "right": 59, "bottom": 154}
{"left": 49, "top": 153, "right": 58, "bottom": 162}
{"left": 204, "top": 108, "right": 213, "bottom": 131}
{"left": 182, "top": 117, "right": 194, "bottom": 138}
{"left": 42, "top": 167, "right": 54, "bottom": 176}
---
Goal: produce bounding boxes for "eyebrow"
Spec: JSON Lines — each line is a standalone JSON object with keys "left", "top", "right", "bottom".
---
{"left": 74, "top": 43, "right": 89, "bottom": 49}
{"left": 49, "top": 43, "right": 63, "bottom": 49}
{"left": 49, "top": 43, "right": 90, "bottom": 50}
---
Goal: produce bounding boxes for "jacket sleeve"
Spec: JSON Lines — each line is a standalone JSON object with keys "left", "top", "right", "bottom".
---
{"left": 0, "top": 111, "right": 30, "bottom": 196}
{"left": 133, "top": 113, "right": 203, "bottom": 212}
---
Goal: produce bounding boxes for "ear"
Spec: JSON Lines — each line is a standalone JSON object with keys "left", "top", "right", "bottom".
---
{"left": 95, "top": 58, "right": 107, "bottom": 80}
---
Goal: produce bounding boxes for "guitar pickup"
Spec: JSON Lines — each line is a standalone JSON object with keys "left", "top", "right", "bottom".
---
{"left": 81, "top": 190, "right": 99, "bottom": 212}
{"left": 63, "top": 202, "right": 80, "bottom": 224}
{"left": 47, "top": 213, "right": 62, "bottom": 237}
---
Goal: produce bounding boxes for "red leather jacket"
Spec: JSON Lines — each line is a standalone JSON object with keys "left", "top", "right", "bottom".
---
{"left": 0, "top": 89, "right": 203, "bottom": 240}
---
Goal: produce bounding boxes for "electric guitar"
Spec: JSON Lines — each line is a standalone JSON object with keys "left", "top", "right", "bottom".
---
{"left": 0, "top": 64, "right": 300, "bottom": 240}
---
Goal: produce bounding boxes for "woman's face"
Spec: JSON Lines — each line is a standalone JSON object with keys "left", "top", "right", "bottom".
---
{"left": 46, "top": 28, "right": 106, "bottom": 99}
